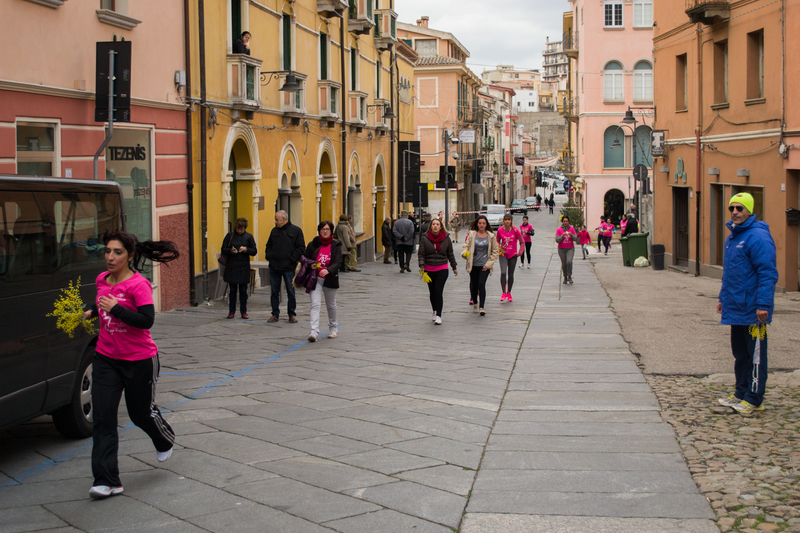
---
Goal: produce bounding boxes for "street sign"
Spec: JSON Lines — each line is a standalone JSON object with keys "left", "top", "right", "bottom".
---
{"left": 458, "top": 130, "right": 476, "bottom": 144}
{"left": 633, "top": 164, "right": 648, "bottom": 182}
{"left": 652, "top": 130, "right": 666, "bottom": 156}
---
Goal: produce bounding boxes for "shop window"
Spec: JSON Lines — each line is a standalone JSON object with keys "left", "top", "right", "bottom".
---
{"left": 16, "top": 123, "right": 56, "bottom": 177}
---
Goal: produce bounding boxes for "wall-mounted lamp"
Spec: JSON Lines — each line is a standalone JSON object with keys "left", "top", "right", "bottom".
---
{"left": 365, "top": 103, "right": 396, "bottom": 119}
{"left": 708, "top": 168, "right": 720, "bottom": 175}
{"left": 737, "top": 169, "right": 750, "bottom": 178}
{"left": 260, "top": 71, "right": 302, "bottom": 92}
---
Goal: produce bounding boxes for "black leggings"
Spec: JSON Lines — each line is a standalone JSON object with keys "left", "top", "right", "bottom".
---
{"left": 469, "top": 267, "right": 490, "bottom": 308}
{"left": 426, "top": 269, "right": 449, "bottom": 316}
{"left": 520, "top": 242, "right": 532, "bottom": 265}
{"left": 499, "top": 256, "right": 518, "bottom": 293}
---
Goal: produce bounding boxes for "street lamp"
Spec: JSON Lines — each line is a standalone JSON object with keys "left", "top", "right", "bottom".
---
{"left": 365, "top": 103, "right": 396, "bottom": 120}
{"left": 260, "top": 71, "right": 302, "bottom": 92}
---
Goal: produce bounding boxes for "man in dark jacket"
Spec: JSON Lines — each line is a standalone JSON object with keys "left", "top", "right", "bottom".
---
{"left": 381, "top": 217, "right": 392, "bottom": 264}
{"left": 622, "top": 213, "right": 639, "bottom": 236}
{"left": 265, "top": 210, "right": 305, "bottom": 323}
{"left": 716, "top": 193, "right": 779, "bottom": 415}
{"left": 392, "top": 211, "right": 415, "bottom": 273}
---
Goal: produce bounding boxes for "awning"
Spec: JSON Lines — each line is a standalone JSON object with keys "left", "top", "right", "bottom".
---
{"left": 472, "top": 183, "right": 486, "bottom": 194}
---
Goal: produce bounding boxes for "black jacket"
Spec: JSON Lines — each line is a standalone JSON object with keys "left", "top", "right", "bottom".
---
{"left": 381, "top": 221, "right": 392, "bottom": 246}
{"left": 418, "top": 233, "right": 457, "bottom": 270}
{"left": 233, "top": 39, "right": 250, "bottom": 55}
{"left": 304, "top": 238, "right": 343, "bottom": 289}
{"left": 221, "top": 231, "right": 257, "bottom": 285}
{"left": 265, "top": 222, "right": 305, "bottom": 272}
{"left": 623, "top": 217, "right": 639, "bottom": 237}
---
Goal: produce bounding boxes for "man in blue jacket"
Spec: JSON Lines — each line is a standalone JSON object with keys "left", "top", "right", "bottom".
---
{"left": 716, "top": 192, "right": 779, "bottom": 415}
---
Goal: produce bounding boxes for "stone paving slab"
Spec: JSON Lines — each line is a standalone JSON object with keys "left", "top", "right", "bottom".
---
{"left": 480, "top": 451, "right": 688, "bottom": 471}
{"left": 461, "top": 514, "right": 720, "bottom": 533}
{"left": 472, "top": 468, "right": 699, "bottom": 493}
{"left": 486, "top": 434, "right": 682, "bottom": 453}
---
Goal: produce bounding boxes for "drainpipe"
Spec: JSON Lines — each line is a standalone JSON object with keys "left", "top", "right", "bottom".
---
{"left": 183, "top": 0, "right": 197, "bottom": 306}
{"left": 198, "top": 0, "right": 209, "bottom": 302}
{"left": 389, "top": 43, "right": 395, "bottom": 218}
{"left": 695, "top": 23, "right": 703, "bottom": 277}
{"left": 340, "top": 17, "right": 347, "bottom": 216}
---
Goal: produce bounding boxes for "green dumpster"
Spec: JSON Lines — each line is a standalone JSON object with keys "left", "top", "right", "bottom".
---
{"left": 620, "top": 236, "right": 632, "bottom": 267}
{"left": 627, "top": 232, "right": 650, "bottom": 266}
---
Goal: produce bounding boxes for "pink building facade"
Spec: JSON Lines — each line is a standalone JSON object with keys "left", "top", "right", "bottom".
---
{"left": 569, "top": 0, "right": 654, "bottom": 228}
{"left": 1, "top": 0, "right": 191, "bottom": 310}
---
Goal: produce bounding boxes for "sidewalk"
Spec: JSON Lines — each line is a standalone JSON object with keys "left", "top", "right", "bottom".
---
{"left": 0, "top": 212, "right": 715, "bottom": 533}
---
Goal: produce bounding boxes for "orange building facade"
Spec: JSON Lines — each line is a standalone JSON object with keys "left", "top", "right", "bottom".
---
{"left": 653, "top": 0, "right": 799, "bottom": 291}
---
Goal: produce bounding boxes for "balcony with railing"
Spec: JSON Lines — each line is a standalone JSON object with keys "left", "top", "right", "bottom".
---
{"left": 563, "top": 30, "right": 578, "bottom": 58}
{"left": 685, "top": 0, "right": 729, "bottom": 24}
{"left": 373, "top": 8, "right": 397, "bottom": 50}
{"left": 562, "top": 154, "right": 577, "bottom": 176}
{"left": 559, "top": 96, "right": 578, "bottom": 122}
{"left": 348, "top": 0, "right": 374, "bottom": 35}
{"left": 227, "top": 54, "right": 262, "bottom": 111}
{"left": 317, "top": 0, "right": 347, "bottom": 17}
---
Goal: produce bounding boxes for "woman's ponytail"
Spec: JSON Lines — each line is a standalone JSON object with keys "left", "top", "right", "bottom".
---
{"left": 104, "top": 230, "right": 180, "bottom": 272}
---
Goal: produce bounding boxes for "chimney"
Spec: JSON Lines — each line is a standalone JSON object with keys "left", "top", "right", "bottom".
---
{"left": 417, "top": 16, "right": 429, "bottom": 28}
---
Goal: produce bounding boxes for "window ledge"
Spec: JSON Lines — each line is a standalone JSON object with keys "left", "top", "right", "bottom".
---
{"left": 710, "top": 102, "right": 730, "bottom": 110}
{"left": 25, "top": 0, "right": 66, "bottom": 8}
{"left": 603, "top": 26, "right": 625, "bottom": 31}
{"left": 96, "top": 9, "right": 142, "bottom": 30}
{"left": 603, "top": 100, "right": 626, "bottom": 105}
{"left": 675, "top": 108, "right": 689, "bottom": 114}
{"left": 744, "top": 97, "right": 766, "bottom": 106}
{"left": 633, "top": 99, "right": 654, "bottom": 105}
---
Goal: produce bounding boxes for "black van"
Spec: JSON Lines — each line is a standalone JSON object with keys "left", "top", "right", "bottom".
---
{"left": 0, "top": 176, "right": 124, "bottom": 437}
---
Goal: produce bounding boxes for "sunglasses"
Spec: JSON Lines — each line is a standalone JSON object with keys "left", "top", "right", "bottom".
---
{"left": 728, "top": 205, "right": 745, "bottom": 213}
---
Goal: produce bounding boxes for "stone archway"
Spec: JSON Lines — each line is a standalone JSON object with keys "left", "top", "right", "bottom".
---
{"left": 278, "top": 143, "right": 301, "bottom": 225}
{"left": 373, "top": 153, "right": 387, "bottom": 253}
{"left": 347, "top": 152, "right": 363, "bottom": 232}
{"left": 316, "top": 139, "right": 337, "bottom": 225}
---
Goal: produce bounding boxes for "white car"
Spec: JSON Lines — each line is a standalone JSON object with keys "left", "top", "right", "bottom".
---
{"left": 482, "top": 204, "right": 506, "bottom": 229}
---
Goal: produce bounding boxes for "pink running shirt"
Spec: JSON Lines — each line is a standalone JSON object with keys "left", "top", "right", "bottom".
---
{"left": 95, "top": 272, "right": 157, "bottom": 361}
{"left": 316, "top": 244, "right": 332, "bottom": 279}
{"left": 519, "top": 223, "right": 534, "bottom": 243}
{"left": 556, "top": 226, "right": 576, "bottom": 249}
{"left": 497, "top": 226, "right": 523, "bottom": 257}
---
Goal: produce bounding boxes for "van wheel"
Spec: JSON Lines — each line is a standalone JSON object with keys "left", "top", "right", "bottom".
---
{"left": 52, "top": 346, "right": 94, "bottom": 439}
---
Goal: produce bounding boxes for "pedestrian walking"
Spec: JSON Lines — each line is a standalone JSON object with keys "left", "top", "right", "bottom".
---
{"left": 556, "top": 215, "right": 577, "bottom": 284}
{"left": 496, "top": 215, "right": 525, "bottom": 302}
{"left": 304, "top": 221, "right": 342, "bottom": 342}
{"left": 82, "top": 231, "right": 180, "bottom": 500}
{"left": 577, "top": 225, "right": 592, "bottom": 259}
{"left": 548, "top": 193, "right": 555, "bottom": 214}
{"left": 334, "top": 215, "right": 356, "bottom": 273}
{"left": 518, "top": 215, "right": 534, "bottom": 268}
{"left": 450, "top": 214, "right": 462, "bottom": 242}
{"left": 462, "top": 215, "right": 499, "bottom": 316}
{"left": 391, "top": 223, "right": 398, "bottom": 264}
{"left": 265, "top": 210, "right": 305, "bottom": 323}
{"left": 716, "top": 193, "right": 779, "bottom": 415}
{"left": 381, "top": 217, "right": 392, "bottom": 264}
{"left": 346, "top": 215, "right": 360, "bottom": 272}
{"left": 623, "top": 212, "right": 639, "bottom": 236}
{"left": 393, "top": 211, "right": 415, "bottom": 273}
{"left": 220, "top": 217, "right": 257, "bottom": 319}
{"left": 418, "top": 218, "right": 458, "bottom": 325}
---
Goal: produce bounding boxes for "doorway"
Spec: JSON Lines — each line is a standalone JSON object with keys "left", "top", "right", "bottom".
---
{"left": 603, "top": 189, "right": 625, "bottom": 225}
{"left": 673, "top": 187, "right": 690, "bottom": 267}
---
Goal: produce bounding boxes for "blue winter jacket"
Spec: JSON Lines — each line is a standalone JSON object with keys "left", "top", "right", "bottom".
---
{"left": 718, "top": 215, "right": 778, "bottom": 325}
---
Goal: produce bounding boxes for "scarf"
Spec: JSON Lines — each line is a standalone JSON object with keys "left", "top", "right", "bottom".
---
{"left": 318, "top": 234, "right": 333, "bottom": 246}
{"left": 427, "top": 228, "right": 447, "bottom": 251}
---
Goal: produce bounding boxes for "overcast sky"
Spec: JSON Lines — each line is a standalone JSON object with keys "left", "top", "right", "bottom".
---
{"left": 393, "top": 0, "right": 569, "bottom": 77}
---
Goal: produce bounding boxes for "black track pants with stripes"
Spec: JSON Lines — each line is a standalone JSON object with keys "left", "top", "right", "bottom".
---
{"left": 92, "top": 352, "right": 175, "bottom": 487}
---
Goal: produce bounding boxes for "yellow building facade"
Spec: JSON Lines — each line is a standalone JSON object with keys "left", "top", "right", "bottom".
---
{"left": 188, "top": 0, "right": 405, "bottom": 296}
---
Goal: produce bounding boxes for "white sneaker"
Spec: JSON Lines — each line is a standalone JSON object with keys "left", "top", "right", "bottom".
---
{"left": 527, "top": 265, "right": 531, "bottom": 269}
{"left": 479, "top": 308, "right": 486, "bottom": 316}
{"left": 157, "top": 448, "right": 173, "bottom": 462}
{"left": 432, "top": 311, "right": 437, "bottom": 322}
{"left": 89, "top": 485, "right": 124, "bottom": 499}
{"left": 308, "top": 333, "right": 318, "bottom": 342}
{"left": 434, "top": 316, "right": 442, "bottom": 325}
{"left": 328, "top": 328, "right": 338, "bottom": 339}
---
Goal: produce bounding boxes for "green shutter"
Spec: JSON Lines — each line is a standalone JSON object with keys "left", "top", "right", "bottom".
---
{"left": 351, "top": 50, "right": 357, "bottom": 90}
{"left": 231, "top": 1, "right": 241, "bottom": 48}
{"left": 245, "top": 65, "right": 255, "bottom": 101}
{"left": 320, "top": 34, "right": 327, "bottom": 80}
{"left": 283, "top": 15, "right": 292, "bottom": 71}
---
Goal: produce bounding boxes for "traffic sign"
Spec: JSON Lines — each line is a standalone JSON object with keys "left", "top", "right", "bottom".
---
{"left": 633, "top": 164, "right": 648, "bottom": 182}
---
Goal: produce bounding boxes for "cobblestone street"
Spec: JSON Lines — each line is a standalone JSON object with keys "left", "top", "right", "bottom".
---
{"left": 1, "top": 211, "right": 797, "bottom": 533}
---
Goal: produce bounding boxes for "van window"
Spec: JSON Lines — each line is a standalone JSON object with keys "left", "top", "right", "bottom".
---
{"left": 0, "top": 192, "right": 54, "bottom": 298}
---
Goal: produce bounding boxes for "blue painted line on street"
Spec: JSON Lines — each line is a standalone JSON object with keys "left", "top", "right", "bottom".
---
{"left": 0, "top": 329, "right": 332, "bottom": 488}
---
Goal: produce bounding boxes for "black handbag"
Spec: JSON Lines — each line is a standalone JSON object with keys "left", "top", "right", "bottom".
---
{"left": 218, "top": 233, "right": 233, "bottom": 266}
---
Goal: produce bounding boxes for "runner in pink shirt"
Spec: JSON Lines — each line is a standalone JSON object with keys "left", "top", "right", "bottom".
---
{"left": 518, "top": 216, "right": 535, "bottom": 269}
{"left": 556, "top": 215, "right": 577, "bottom": 284}
{"left": 496, "top": 214, "right": 525, "bottom": 302}
{"left": 577, "top": 225, "right": 592, "bottom": 259}
{"left": 82, "top": 231, "right": 180, "bottom": 500}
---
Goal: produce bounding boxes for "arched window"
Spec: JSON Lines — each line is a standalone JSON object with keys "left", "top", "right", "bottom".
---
{"left": 604, "top": 61, "right": 623, "bottom": 101}
{"left": 604, "top": 126, "right": 624, "bottom": 168}
{"left": 634, "top": 125, "right": 653, "bottom": 168}
{"left": 634, "top": 61, "right": 653, "bottom": 101}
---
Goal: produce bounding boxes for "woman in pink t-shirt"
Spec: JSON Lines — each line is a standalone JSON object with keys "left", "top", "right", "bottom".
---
{"left": 518, "top": 216, "right": 535, "bottom": 269}
{"left": 82, "top": 231, "right": 179, "bottom": 500}
{"left": 496, "top": 215, "right": 525, "bottom": 302}
{"left": 556, "top": 215, "right": 577, "bottom": 284}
